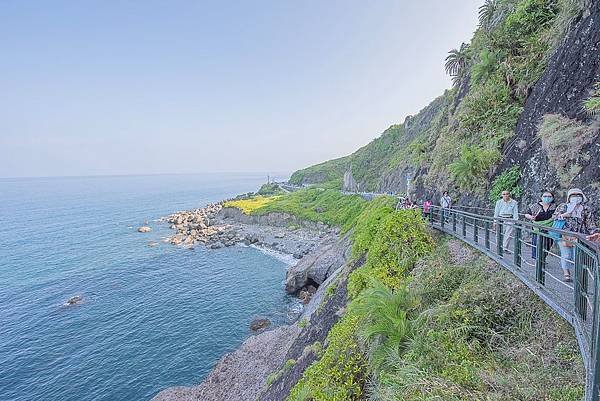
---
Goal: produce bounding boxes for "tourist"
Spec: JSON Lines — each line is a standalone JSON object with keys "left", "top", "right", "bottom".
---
{"left": 440, "top": 191, "right": 452, "bottom": 209}
{"left": 423, "top": 199, "right": 432, "bottom": 221}
{"left": 493, "top": 190, "right": 519, "bottom": 251}
{"left": 553, "top": 188, "right": 598, "bottom": 282}
{"left": 440, "top": 191, "right": 452, "bottom": 222}
{"left": 524, "top": 191, "right": 556, "bottom": 259}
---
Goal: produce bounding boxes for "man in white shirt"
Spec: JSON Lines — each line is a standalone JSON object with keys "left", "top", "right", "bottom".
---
{"left": 494, "top": 190, "right": 519, "bottom": 251}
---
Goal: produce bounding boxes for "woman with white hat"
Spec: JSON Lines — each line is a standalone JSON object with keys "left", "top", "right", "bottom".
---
{"left": 553, "top": 188, "right": 598, "bottom": 282}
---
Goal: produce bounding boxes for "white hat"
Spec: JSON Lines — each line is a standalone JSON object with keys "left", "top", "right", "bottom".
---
{"left": 567, "top": 188, "right": 587, "bottom": 203}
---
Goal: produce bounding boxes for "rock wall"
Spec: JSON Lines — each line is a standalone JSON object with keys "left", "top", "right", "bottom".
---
{"left": 500, "top": 0, "right": 600, "bottom": 210}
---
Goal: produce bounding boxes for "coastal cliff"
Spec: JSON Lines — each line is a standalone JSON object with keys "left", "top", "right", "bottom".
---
{"left": 289, "top": 0, "right": 600, "bottom": 211}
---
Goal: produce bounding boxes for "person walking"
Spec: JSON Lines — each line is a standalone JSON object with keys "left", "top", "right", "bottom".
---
{"left": 524, "top": 191, "right": 556, "bottom": 259}
{"left": 423, "top": 199, "right": 433, "bottom": 221}
{"left": 494, "top": 190, "right": 519, "bottom": 251}
{"left": 440, "top": 191, "right": 452, "bottom": 223}
{"left": 553, "top": 188, "right": 598, "bottom": 282}
{"left": 440, "top": 191, "right": 452, "bottom": 209}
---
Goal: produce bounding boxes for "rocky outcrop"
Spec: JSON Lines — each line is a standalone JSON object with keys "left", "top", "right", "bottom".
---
{"left": 285, "top": 233, "right": 351, "bottom": 294}
{"left": 162, "top": 203, "right": 227, "bottom": 246}
{"left": 250, "top": 317, "right": 271, "bottom": 331}
{"left": 64, "top": 295, "right": 83, "bottom": 306}
{"left": 257, "top": 257, "right": 363, "bottom": 401}
{"left": 343, "top": 166, "right": 358, "bottom": 192}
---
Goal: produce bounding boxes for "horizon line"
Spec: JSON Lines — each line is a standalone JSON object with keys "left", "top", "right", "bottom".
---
{"left": 0, "top": 171, "right": 292, "bottom": 180}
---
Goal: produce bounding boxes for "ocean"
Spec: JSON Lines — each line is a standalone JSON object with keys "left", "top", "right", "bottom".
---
{"left": 0, "top": 173, "right": 299, "bottom": 401}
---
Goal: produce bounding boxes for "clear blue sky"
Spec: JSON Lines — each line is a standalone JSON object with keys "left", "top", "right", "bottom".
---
{"left": 0, "top": 0, "right": 481, "bottom": 178}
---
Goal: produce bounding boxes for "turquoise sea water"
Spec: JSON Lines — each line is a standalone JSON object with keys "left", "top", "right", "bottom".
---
{"left": 0, "top": 174, "right": 297, "bottom": 401}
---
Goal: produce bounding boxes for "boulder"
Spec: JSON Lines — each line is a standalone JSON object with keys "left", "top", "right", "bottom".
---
{"left": 285, "top": 236, "right": 349, "bottom": 294}
{"left": 138, "top": 226, "right": 152, "bottom": 233}
{"left": 250, "top": 317, "right": 271, "bottom": 331}
{"left": 65, "top": 295, "right": 83, "bottom": 306}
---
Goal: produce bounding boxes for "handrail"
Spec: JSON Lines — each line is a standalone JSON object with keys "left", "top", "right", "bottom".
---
{"left": 422, "top": 205, "right": 600, "bottom": 401}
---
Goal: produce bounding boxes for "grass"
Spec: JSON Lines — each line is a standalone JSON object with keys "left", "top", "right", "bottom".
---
{"left": 538, "top": 113, "right": 597, "bottom": 186}
{"left": 252, "top": 188, "right": 369, "bottom": 233}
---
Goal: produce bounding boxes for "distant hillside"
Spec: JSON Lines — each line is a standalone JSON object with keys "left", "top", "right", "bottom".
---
{"left": 290, "top": 0, "right": 600, "bottom": 209}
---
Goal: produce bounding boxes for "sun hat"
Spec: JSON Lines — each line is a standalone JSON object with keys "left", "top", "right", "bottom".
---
{"left": 567, "top": 188, "right": 587, "bottom": 203}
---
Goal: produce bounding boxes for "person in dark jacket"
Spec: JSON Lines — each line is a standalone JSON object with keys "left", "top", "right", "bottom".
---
{"left": 524, "top": 191, "right": 557, "bottom": 259}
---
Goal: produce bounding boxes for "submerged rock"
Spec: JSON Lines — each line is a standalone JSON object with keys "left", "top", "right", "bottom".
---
{"left": 65, "top": 295, "right": 83, "bottom": 306}
{"left": 250, "top": 317, "right": 271, "bottom": 331}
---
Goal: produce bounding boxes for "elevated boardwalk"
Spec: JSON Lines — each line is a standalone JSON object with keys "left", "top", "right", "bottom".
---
{"left": 424, "top": 205, "right": 600, "bottom": 401}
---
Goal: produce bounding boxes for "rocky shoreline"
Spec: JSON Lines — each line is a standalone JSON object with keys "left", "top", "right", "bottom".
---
{"left": 151, "top": 200, "right": 353, "bottom": 401}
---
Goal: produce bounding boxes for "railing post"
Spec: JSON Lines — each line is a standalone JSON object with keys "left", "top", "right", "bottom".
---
{"left": 440, "top": 208, "right": 445, "bottom": 229}
{"left": 513, "top": 224, "right": 522, "bottom": 267}
{"left": 473, "top": 219, "right": 479, "bottom": 243}
{"left": 485, "top": 221, "right": 490, "bottom": 250}
{"left": 462, "top": 215, "right": 467, "bottom": 237}
{"left": 497, "top": 221, "right": 503, "bottom": 256}
{"left": 574, "top": 246, "right": 586, "bottom": 321}
{"left": 452, "top": 211, "right": 457, "bottom": 232}
{"left": 535, "top": 232, "right": 545, "bottom": 285}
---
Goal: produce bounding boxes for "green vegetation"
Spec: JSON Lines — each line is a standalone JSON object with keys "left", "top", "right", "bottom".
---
{"left": 257, "top": 183, "right": 285, "bottom": 196}
{"left": 584, "top": 82, "right": 600, "bottom": 116}
{"left": 223, "top": 196, "right": 281, "bottom": 214}
{"left": 449, "top": 145, "right": 500, "bottom": 191}
{"left": 445, "top": 43, "right": 471, "bottom": 86}
{"left": 253, "top": 188, "right": 368, "bottom": 233}
{"left": 538, "top": 113, "right": 596, "bottom": 186}
{"left": 272, "top": 190, "right": 584, "bottom": 401}
{"left": 288, "top": 313, "right": 366, "bottom": 401}
{"left": 489, "top": 166, "right": 524, "bottom": 202}
{"left": 367, "top": 238, "right": 584, "bottom": 400}
{"left": 266, "top": 359, "right": 297, "bottom": 387}
{"left": 348, "top": 208, "right": 433, "bottom": 298}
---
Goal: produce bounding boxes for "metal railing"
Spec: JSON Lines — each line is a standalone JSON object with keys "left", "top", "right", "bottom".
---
{"left": 423, "top": 205, "right": 600, "bottom": 401}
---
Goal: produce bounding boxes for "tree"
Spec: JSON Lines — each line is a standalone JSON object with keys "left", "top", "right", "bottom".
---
{"left": 478, "top": 0, "right": 498, "bottom": 31}
{"left": 445, "top": 43, "right": 471, "bottom": 86}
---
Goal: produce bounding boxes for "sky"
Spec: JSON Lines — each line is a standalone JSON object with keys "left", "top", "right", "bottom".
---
{"left": 0, "top": 0, "right": 481, "bottom": 178}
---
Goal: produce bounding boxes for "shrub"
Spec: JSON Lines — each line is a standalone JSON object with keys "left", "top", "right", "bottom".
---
{"left": 449, "top": 145, "right": 500, "bottom": 190}
{"left": 348, "top": 209, "right": 433, "bottom": 298}
{"left": 584, "top": 82, "right": 600, "bottom": 116}
{"left": 489, "top": 166, "right": 524, "bottom": 203}
{"left": 351, "top": 281, "right": 419, "bottom": 371}
{"left": 471, "top": 48, "right": 498, "bottom": 84}
{"left": 287, "top": 313, "right": 366, "bottom": 401}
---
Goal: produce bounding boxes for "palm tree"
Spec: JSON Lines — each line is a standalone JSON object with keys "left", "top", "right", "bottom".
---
{"left": 445, "top": 43, "right": 471, "bottom": 84}
{"left": 478, "top": 0, "right": 498, "bottom": 30}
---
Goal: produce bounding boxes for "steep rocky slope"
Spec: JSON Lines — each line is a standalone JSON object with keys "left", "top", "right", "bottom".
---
{"left": 290, "top": 0, "right": 600, "bottom": 211}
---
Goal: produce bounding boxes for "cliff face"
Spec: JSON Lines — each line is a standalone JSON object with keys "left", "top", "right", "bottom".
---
{"left": 502, "top": 0, "right": 600, "bottom": 209}
{"left": 290, "top": 0, "right": 600, "bottom": 211}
